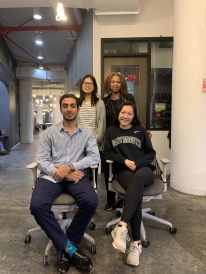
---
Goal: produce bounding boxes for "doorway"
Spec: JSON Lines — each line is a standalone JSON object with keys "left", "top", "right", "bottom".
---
{"left": 103, "top": 57, "right": 148, "bottom": 126}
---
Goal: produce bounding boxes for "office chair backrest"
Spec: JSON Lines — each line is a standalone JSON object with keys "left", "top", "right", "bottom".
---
{"left": 152, "top": 157, "right": 163, "bottom": 180}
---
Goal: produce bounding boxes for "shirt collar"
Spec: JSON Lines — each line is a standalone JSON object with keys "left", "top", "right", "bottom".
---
{"left": 57, "top": 121, "right": 83, "bottom": 132}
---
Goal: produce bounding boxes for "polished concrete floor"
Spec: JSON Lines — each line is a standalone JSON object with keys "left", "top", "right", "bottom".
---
{"left": 0, "top": 132, "right": 206, "bottom": 274}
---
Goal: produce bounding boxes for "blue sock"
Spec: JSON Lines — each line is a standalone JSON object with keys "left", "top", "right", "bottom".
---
{"left": 65, "top": 240, "right": 78, "bottom": 258}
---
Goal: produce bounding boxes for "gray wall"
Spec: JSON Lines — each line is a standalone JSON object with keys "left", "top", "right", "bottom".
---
{"left": 66, "top": 9, "right": 93, "bottom": 91}
{"left": 0, "top": 82, "right": 9, "bottom": 131}
{"left": 0, "top": 35, "right": 19, "bottom": 150}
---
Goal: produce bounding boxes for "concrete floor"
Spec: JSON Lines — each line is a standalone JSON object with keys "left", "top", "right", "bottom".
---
{"left": 0, "top": 133, "right": 206, "bottom": 274}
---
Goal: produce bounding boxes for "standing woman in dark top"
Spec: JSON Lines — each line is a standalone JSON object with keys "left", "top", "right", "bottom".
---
{"left": 102, "top": 72, "right": 136, "bottom": 210}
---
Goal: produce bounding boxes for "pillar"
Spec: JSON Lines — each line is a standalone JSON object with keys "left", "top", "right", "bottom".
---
{"left": 171, "top": 0, "right": 206, "bottom": 195}
{"left": 19, "top": 80, "right": 33, "bottom": 143}
{"left": 35, "top": 105, "right": 43, "bottom": 124}
{"left": 52, "top": 95, "right": 62, "bottom": 124}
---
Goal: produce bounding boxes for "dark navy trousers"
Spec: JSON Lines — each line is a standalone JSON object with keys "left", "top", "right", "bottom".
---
{"left": 30, "top": 175, "right": 98, "bottom": 251}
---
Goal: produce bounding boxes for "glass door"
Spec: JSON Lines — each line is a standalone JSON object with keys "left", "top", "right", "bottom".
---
{"left": 103, "top": 57, "right": 147, "bottom": 126}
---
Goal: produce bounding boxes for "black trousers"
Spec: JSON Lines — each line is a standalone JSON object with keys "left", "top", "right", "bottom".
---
{"left": 117, "top": 167, "right": 154, "bottom": 241}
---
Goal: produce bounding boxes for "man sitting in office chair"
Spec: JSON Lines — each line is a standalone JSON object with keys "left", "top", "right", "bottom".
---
{"left": 30, "top": 94, "right": 100, "bottom": 274}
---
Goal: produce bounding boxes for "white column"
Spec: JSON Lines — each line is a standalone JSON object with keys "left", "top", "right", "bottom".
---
{"left": 19, "top": 80, "right": 33, "bottom": 143}
{"left": 52, "top": 95, "right": 62, "bottom": 124}
{"left": 171, "top": 0, "right": 206, "bottom": 195}
{"left": 36, "top": 105, "right": 43, "bottom": 124}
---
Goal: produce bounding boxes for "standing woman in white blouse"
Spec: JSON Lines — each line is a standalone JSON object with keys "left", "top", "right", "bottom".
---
{"left": 79, "top": 74, "right": 106, "bottom": 187}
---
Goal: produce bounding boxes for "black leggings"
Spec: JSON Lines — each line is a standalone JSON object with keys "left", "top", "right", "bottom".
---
{"left": 117, "top": 167, "right": 154, "bottom": 241}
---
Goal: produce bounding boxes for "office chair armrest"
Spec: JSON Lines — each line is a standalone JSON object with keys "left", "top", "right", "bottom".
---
{"left": 106, "top": 160, "right": 113, "bottom": 182}
{"left": 26, "top": 162, "right": 38, "bottom": 189}
{"left": 159, "top": 158, "right": 170, "bottom": 183}
{"left": 90, "top": 165, "right": 98, "bottom": 189}
{"left": 159, "top": 158, "right": 170, "bottom": 192}
{"left": 105, "top": 160, "right": 116, "bottom": 192}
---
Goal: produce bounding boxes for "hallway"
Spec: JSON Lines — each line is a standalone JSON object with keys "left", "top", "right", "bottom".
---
{"left": 0, "top": 133, "right": 206, "bottom": 274}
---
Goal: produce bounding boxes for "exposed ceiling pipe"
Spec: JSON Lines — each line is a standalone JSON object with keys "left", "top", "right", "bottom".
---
{"left": 6, "top": 17, "right": 34, "bottom": 35}
{"left": 0, "top": 25, "right": 82, "bottom": 32}
{"left": 0, "top": 31, "right": 50, "bottom": 70}
{"left": 66, "top": 31, "right": 75, "bottom": 46}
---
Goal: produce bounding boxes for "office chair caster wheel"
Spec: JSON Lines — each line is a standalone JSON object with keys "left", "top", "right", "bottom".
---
{"left": 90, "top": 245, "right": 96, "bottom": 255}
{"left": 43, "top": 255, "right": 50, "bottom": 266}
{"left": 142, "top": 240, "right": 150, "bottom": 248}
{"left": 106, "top": 227, "right": 113, "bottom": 234}
{"left": 89, "top": 223, "right": 96, "bottom": 230}
{"left": 116, "top": 211, "right": 121, "bottom": 217}
{"left": 25, "top": 235, "right": 31, "bottom": 244}
{"left": 169, "top": 227, "right": 177, "bottom": 234}
{"left": 148, "top": 211, "right": 155, "bottom": 216}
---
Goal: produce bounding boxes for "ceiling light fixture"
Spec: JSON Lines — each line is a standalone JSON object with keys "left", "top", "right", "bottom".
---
{"left": 56, "top": 1, "right": 67, "bottom": 21}
{"left": 39, "top": 65, "right": 44, "bottom": 70}
{"left": 38, "top": 49, "right": 43, "bottom": 59}
{"left": 36, "top": 32, "right": 43, "bottom": 45}
{"left": 33, "top": 7, "right": 42, "bottom": 19}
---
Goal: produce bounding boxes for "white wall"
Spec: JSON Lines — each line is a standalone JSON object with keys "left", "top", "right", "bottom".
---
{"left": 93, "top": 0, "right": 174, "bottom": 171}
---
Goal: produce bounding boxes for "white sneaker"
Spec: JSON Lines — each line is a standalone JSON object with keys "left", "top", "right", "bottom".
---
{"left": 126, "top": 242, "right": 142, "bottom": 266}
{"left": 111, "top": 225, "right": 130, "bottom": 253}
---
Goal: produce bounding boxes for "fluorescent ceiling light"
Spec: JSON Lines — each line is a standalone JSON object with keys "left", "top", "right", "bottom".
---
{"left": 36, "top": 32, "right": 43, "bottom": 45}
{"left": 38, "top": 49, "right": 43, "bottom": 59}
{"left": 33, "top": 7, "right": 42, "bottom": 19}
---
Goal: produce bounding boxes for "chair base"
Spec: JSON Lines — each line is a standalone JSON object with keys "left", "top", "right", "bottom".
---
{"left": 25, "top": 213, "right": 96, "bottom": 265}
{"left": 105, "top": 207, "right": 176, "bottom": 245}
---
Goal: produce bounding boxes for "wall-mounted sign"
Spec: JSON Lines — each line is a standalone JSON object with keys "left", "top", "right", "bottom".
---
{"left": 155, "top": 103, "right": 166, "bottom": 111}
{"left": 127, "top": 74, "right": 136, "bottom": 82}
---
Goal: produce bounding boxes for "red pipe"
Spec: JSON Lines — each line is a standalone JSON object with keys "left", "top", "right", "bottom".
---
{"left": 0, "top": 32, "right": 50, "bottom": 70}
{"left": 6, "top": 18, "right": 34, "bottom": 35}
{"left": 0, "top": 25, "right": 82, "bottom": 32}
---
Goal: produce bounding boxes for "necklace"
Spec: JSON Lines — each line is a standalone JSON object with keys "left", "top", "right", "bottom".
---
{"left": 110, "top": 98, "right": 120, "bottom": 116}
{"left": 111, "top": 96, "right": 119, "bottom": 100}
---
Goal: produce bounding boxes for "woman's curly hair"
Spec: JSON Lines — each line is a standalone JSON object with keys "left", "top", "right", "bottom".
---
{"left": 102, "top": 72, "right": 129, "bottom": 99}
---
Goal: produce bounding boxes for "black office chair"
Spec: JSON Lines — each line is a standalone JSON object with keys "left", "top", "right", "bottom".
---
{"left": 25, "top": 163, "right": 98, "bottom": 265}
{"left": 105, "top": 158, "right": 177, "bottom": 248}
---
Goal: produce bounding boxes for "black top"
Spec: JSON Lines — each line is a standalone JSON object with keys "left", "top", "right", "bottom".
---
{"left": 103, "top": 94, "right": 136, "bottom": 128}
{"left": 103, "top": 125, "right": 156, "bottom": 175}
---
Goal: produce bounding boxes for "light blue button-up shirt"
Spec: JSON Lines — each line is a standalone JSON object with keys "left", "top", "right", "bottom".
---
{"left": 37, "top": 121, "right": 100, "bottom": 183}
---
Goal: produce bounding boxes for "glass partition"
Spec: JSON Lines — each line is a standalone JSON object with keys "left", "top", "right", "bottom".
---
{"left": 149, "top": 41, "right": 173, "bottom": 129}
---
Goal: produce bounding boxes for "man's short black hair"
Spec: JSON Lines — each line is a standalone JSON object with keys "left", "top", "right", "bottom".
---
{"left": 59, "top": 94, "right": 80, "bottom": 108}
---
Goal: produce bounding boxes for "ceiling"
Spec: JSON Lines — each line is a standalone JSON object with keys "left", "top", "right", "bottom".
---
{"left": 0, "top": 0, "right": 140, "bottom": 69}
{"left": 0, "top": 0, "right": 140, "bottom": 108}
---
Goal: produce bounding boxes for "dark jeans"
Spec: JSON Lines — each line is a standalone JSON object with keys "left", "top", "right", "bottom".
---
{"left": 117, "top": 167, "right": 154, "bottom": 241}
{"left": 30, "top": 175, "right": 98, "bottom": 251}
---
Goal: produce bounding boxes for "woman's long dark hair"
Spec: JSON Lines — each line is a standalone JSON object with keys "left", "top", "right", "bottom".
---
{"left": 79, "top": 74, "right": 99, "bottom": 106}
{"left": 113, "top": 101, "right": 141, "bottom": 126}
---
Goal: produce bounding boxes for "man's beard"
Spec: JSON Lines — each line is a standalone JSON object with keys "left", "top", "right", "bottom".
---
{"left": 63, "top": 113, "right": 77, "bottom": 122}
